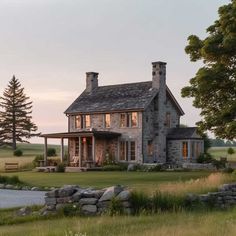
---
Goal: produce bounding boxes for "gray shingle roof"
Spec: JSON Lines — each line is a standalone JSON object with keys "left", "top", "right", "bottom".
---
{"left": 65, "top": 81, "right": 184, "bottom": 115}
{"left": 167, "top": 127, "right": 202, "bottom": 140}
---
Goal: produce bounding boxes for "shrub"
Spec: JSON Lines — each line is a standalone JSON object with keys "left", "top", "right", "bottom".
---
{"left": 13, "top": 149, "right": 23, "bottom": 157}
{"left": 152, "top": 191, "right": 184, "bottom": 212}
{"left": 130, "top": 191, "right": 151, "bottom": 215}
{"left": 196, "top": 153, "right": 213, "bottom": 163}
{"left": 149, "top": 165, "right": 163, "bottom": 172}
{"left": 0, "top": 175, "right": 21, "bottom": 185}
{"left": 222, "top": 167, "right": 234, "bottom": 173}
{"left": 57, "top": 163, "right": 66, "bottom": 172}
{"left": 227, "top": 147, "right": 235, "bottom": 155}
{"left": 102, "top": 164, "right": 127, "bottom": 171}
{"left": 33, "top": 155, "right": 44, "bottom": 167}
{"left": 62, "top": 204, "right": 80, "bottom": 216}
{"left": 47, "top": 148, "right": 57, "bottom": 157}
{"left": 109, "top": 197, "right": 123, "bottom": 215}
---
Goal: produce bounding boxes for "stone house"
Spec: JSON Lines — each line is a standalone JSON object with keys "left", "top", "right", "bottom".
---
{"left": 41, "top": 61, "right": 204, "bottom": 167}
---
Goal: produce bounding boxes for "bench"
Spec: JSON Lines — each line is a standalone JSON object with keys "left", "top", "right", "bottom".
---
{"left": 5, "top": 162, "right": 19, "bottom": 172}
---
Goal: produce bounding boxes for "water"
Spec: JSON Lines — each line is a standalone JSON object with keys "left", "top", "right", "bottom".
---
{"left": 0, "top": 189, "right": 45, "bottom": 208}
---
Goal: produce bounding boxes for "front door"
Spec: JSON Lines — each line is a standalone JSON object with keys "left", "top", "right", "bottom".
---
{"left": 81, "top": 137, "right": 93, "bottom": 166}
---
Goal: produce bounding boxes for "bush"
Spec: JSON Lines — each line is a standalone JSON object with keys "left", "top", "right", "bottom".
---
{"left": 102, "top": 164, "right": 127, "bottom": 171}
{"left": 109, "top": 197, "right": 123, "bottom": 215}
{"left": 62, "top": 204, "right": 80, "bottom": 216}
{"left": 0, "top": 175, "right": 21, "bottom": 185}
{"left": 222, "top": 167, "right": 234, "bottom": 173}
{"left": 13, "top": 149, "right": 23, "bottom": 157}
{"left": 227, "top": 147, "right": 235, "bottom": 155}
{"left": 197, "top": 153, "right": 213, "bottom": 163}
{"left": 47, "top": 148, "right": 57, "bottom": 157}
{"left": 130, "top": 191, "right": 151, "bottom": 215}
{"left": 149, "top": 165, "right": 163, "bottom": 172}
{"left": 33, "top": 155, "right": 44, "bottom": 167}
{"left": 57, "top": 163, "right": 66, "bottom": 172}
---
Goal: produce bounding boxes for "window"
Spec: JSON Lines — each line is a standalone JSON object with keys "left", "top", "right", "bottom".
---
{"left": 75, "top": 115, "right": 91, "bottom": 129}
{"left": 120, "top": 112, "right": 138, "bottom": 128}
{"left": 131, "top": 112, "right": 138, "bottom": 127}
{"left": 147, "top": 140, "right": 154, "bottom": 156}
{"left": 105, "top": 114, "right": 111, "bottom": 128}
{"left": 191, "top": 141, "right": 195, "bottom": 158}
{"left": 130, "top": 141, "right": 136, "bottom": 161}
{"left": 119, "top": 140, "right": 136, "bottom": 161}
{"left": 85, "top": 115, "right": 91, "bottom": 128}
{"left": 182, "top": 142, "right": 188, "bottom": 159}
{"left": 166, "top": 113, "right": 171, "bottom": 128}
{"left": 75, "top": 115, "right": 82, "bottom": 129}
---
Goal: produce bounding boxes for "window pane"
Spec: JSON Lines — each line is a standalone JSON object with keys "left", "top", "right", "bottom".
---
{"left": 126, "top": 141, "right": 129, "bottom": 161}
{"left": 166, "top": 113, "right": 171, "bottom": 128}
{"left": 131, "top": 112, "right": 138, "bottom": 127}
{"left": 85, "top": 115, "right": 91, "bottom": 128}
{"left": 120, "top": 114, "right": 126, "bottom": 127}
{"left": 120, "top": 141, "right": 125, "bottom": 161}
{"left": 75, "top": 115, "right": 81, "bottom": 129}
{"left": 182, "top": 142, "right": 188, "bottom": 159}
{"left": 130, "top": 141, "right": 136, "bottom": 161}
{"left": 105, "top": 114, "right": 111, "bottom": 128}
{"left": 127, "top": 113, "right": 131, "bottom": 127}
{"left": 191, "top": 141, "right": 195, "bottom": 158}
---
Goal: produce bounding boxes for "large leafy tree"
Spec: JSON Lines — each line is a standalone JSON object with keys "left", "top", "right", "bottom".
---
{"left": 182, "top": 0, "right": 236, "bottom": 140}
{"left": 0, "top": 76, "right": 39, "bottom": 149}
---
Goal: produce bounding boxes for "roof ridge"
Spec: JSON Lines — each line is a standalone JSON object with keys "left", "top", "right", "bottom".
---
{"left": 97, "top": 81, "right": 151, "bottom": 89}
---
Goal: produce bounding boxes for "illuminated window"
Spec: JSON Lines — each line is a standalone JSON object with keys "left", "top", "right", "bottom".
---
{"left": 120, "top": 113, "right": 126, "bottom": 127}
{"left": 182, "top": 142, "right": 188, "bottom": 159}
{"left": 131, "top": 112, "right": 138, "bottom": 127}
{"left": 130, "top": 141, "right": 136, "bottom": 161}
{"left": 85, "top": 115, "right": 91, "bottom": 128}
{"left": 105, "top": 114, "right": 111, "bottom": 128}
{"left": 119, "top": 141, "right": 136, "bottom": 161}
{"left": 120, "top": 141, "right": 126, "bottom": 161}
{"left": 75, "top": 115, "right": 82, "bottom": 129}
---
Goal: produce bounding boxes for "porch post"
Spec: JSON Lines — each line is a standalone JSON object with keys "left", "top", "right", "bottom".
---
{"left": 92, "top": 136, "right": 96, "bottom": 163}
{"left": 44, "top": 137, "right": 48, "bottom": 166}
{"left": 60, "top": 138, "right": 64, "bottom": 163}
{"left": 79, "top": 136, "right": 82, "bottom": 167}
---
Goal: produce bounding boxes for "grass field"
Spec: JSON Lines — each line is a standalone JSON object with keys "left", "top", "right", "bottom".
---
{"left": 209, "top": 147, "right": 236, "bottom": 161}
{"left": 1, "top": 208, "right": 236, "bottom": 236}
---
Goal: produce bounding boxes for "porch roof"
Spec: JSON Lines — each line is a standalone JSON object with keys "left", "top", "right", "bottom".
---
{"left": 40, "top": 131, "right": 121, "bottom": 139}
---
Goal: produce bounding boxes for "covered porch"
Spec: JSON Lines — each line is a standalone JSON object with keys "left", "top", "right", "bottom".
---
{"left": 40, "top": 131, "right": 121, "bottom": 169}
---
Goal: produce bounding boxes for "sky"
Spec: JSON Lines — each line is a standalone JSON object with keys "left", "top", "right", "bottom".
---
{"left": 0, "top": 0, "right": 230, "bottom": 144}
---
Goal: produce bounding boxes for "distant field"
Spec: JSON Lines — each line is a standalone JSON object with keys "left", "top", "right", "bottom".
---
{"left": 0, "top": 143, "right": 63, "bottom": 172}
{"left": 209, "top": 147, "right": 236, "bottom": 161}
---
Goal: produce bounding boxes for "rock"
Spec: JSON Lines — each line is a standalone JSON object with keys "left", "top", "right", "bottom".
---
{"left": 116, "top": 190, "right": 130, "bottom": 201}
{"left": 0, "top": 184, "right": 5, "bottom": 189}
{"left": 121, "top": 201, "right": 131, "bottom": 208}
{"left": 45, "top": 197, "right": 57, "bottom": 205}
{"left": 127, "top": 164, "right": 135, "bottom": 171}
{"left": 5, "top": 184, "right": 14, "bottom": 189}
{"left": 46, "top": 204, "right": 56, "bottom": 211}
{"left": 57, "top": 197, "right": 72, "bottom": 204}
{"left": 56, "top": 204, "right": 65, "bottom": 211}
{"left": 99, "top": 186, "right": 123, "bottom": 202}
{"left": 22, "top": 186, "right": 30, "bottom": 190}
{"left": 97, "top": 201, "right": 110, "bottom": 208}
{"left": 31, "top": 187, "right": 40, "bottom": 191}
{"left": 16, "top": 207, "right": 31, "bottom": 216}
{"left": 45, "top": 189, "right": 59, "bottom": 198}
{"left": 186, "top": 193, "right": 198, "bottom": 202}
{"left": 79, "top": 198, "right": 97, "bottom": 205}
{"left": 58, "top": 186, "right": 76, "bottom": 197}
{"left": 72, "top": 190, "right": 83, "bottom": 202}
{"left": 81, "top": 205, "right": 97, "bottom": 215}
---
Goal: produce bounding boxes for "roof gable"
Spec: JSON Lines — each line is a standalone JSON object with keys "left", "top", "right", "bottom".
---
{"left": 167, "top": 127, "right": 202, "bottom": 140}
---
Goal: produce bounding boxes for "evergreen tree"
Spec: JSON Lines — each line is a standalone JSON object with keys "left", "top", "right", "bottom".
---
{"left": 182, "top": 0, "right": 236, "bottom": 140}
{"left": 0, "top": 76, "right": 39, "bottom": 149}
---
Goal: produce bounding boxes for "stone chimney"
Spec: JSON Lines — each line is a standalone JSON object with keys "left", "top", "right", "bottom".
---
{"left": 152, "top": 61, "right": 166, "bottom": 90}
{"left": 86, "top": 72, "right": 99, "bottom": 92}
{"left": 152, "top": 61, "right": 167, "bottom": 163}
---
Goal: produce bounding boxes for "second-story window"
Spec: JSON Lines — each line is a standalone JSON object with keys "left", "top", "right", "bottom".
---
{"left": 120, "top": 112, "right": 138, "bottom": 128}
{"left": 85, "top": 115, "right": 91, "bottom": 128}
{"left": 75, "top": 115, "right": 82, "bottom": 129}
{"left": 105, "top": 114, "right": 111, "bottom": 128}
{"left": 165, "top": 113, "right": 171, "bottom": 128}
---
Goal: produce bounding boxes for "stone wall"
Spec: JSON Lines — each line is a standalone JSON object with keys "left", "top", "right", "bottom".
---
{"left": 187, "top": 183, "right": 236, "bottom": 209}
{"left": 43, "top": 185, "right": 132, "bottom": 216}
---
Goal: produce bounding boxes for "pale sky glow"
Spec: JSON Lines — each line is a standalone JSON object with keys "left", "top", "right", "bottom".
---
{"left": 0, "top": 0, "right": 230, "bottom": 144}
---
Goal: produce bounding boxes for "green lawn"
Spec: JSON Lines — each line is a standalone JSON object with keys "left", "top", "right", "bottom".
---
{"left": 1, "top": 208, "right": 236, "bottom": 236}
{"left": 2, "top": 171, "right": 209, "bottom": 190}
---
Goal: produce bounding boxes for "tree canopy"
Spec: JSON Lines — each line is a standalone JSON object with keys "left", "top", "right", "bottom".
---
{"left": 0, "top": 76, "right": 39, "bottom": 149}
{"left": 182, "top": 0, "right": 236, "bottom": 140}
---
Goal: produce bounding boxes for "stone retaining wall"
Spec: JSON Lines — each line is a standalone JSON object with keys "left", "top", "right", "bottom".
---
{"left": 43, "top": 185, "right": 132, "bottom": 216}
{"left": 187, "top": 183, "right": 236, "bottom": 209}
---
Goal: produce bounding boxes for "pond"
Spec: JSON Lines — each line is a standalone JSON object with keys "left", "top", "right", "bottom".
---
{"left": 0, "top": 189, "right": 45, "bottom": 208}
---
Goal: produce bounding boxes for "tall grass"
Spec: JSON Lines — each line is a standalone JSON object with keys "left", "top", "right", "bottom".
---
{"left": 158, "top": 173, "right": 234, "bottom": 196}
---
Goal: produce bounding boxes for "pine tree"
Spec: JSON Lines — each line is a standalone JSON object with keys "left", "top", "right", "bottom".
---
{"left": 0, "top": 76, "right": 39, "bottom": 150}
